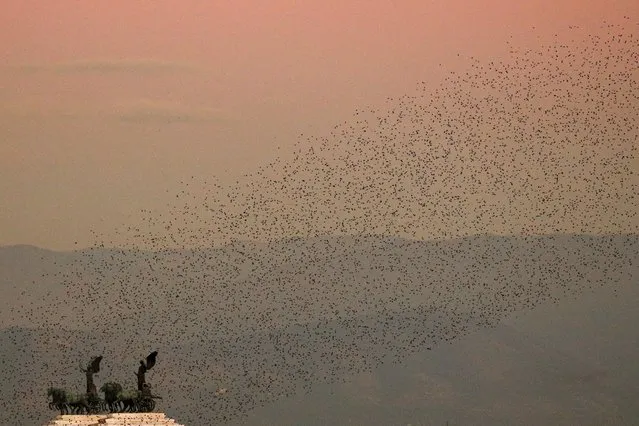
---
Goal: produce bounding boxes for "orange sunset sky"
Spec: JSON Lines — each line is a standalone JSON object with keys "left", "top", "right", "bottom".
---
{"left": 1, "top": 0, "right": 637, "bottom": 250}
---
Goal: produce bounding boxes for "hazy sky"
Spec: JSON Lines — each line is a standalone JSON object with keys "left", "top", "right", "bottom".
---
{"left": 1, "top": 0, "right": 637, "bottom": 250}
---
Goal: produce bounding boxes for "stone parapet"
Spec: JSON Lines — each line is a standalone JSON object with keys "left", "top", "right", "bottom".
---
{"left": 97, "top": 413, "right": 182, "bottom": 425}
{"left": 43, "top": 413, "right": 184, "bottom": 426}
{"left": 44, "top": 415, "right": 105, "bottom": 425}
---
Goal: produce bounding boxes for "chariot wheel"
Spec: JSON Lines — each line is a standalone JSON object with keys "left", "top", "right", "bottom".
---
{"left": 88, "top": 401, "right": 100, "bottom": 414}
{"left": 138, "top": 398, "right": 154, "bottom": 412}
{"left": 87, "top": 395, "right": 102, "bottom": 414}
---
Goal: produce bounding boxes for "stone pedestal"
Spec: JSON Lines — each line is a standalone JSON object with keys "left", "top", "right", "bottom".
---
{"left": 44, "top": 415, "right": 105, "bottom": 425}
{"left": 96, "top": 413, "right": 184, "bottom": 425}
{"left": 44, "top": 413, "right": 184, "bottom": 426}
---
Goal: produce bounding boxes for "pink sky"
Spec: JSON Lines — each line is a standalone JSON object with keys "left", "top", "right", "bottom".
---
{"left": 1, "top": 0, "right": 637, "bottom": 249}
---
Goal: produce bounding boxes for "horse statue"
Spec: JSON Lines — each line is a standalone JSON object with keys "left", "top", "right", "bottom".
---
{"left": 100, "top": 382, "right": 123, "bottom": 412}
{"left": 47, "top": 387, "right": 69, "bottom": 414}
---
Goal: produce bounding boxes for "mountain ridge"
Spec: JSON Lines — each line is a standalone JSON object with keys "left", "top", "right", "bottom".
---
{"left": 0, "top": 232, "right": 636, "bottom": 425}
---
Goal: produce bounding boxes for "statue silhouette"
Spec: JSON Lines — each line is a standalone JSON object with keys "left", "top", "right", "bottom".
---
{"left": 135, "top": 351, "right": 158, "bottom": 391}
{"left": 80, "top": 356, "right": 102, "bottom": 396}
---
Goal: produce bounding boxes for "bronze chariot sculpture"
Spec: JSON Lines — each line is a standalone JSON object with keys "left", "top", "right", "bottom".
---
{"left": 47, "top": 351, "right": 162, "bottom": 414}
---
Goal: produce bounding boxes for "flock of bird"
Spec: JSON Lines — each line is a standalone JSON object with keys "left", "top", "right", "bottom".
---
{"left": 3, "top": 20, "right": 637, "bottom": 426}
{"left": 102, "top": 21, "right": 636, "bottom": 251}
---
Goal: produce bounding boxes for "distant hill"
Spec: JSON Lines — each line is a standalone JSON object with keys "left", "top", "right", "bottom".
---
{"left": 0, "top": 233, "right": 636, "bottom": 425}
{"left": 233, "top": 278, "right": 639, "bottom": 426}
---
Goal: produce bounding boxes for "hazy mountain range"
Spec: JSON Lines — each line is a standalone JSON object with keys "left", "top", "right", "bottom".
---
{"left": 0, "top": 233, "right": 636, "bottom": 425}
